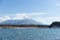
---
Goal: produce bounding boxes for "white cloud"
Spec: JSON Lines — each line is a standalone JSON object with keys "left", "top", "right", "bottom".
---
{"left": 12, "top": 13, "right": 45, "bottom": 20}
{"left": 14, "top": 13, "right": 45, "bottom": 17}
{"left": 0, "top": 13, "right": 60, "bottom": 25}
{"left": 32, "top": 17, "right": 60, "bottom": 25}
{"left": 47, "top": 17, "right": 60, "bottom": 24}
{"left": 0, "top": 15, "right": 60, "bottom": 25}
{"left": 13, "top": 14, "right": 28, "bottom": 20}
{"left": 48, "top": 17, "right": 60, "bottom": 21}
{"left": 32, "top": 18, "right": 47, "bottom": 24}
{"left": 0, "top": 12, "right": 44, "bottom": 20}
{"left": 0, "top": 16, "right": 10, "bottom": 22}
{"left": 55, "top": 3, "right": 60, "bottom": 7}
{"left": 0, "top": 13, "right": 56, "bottom": 25}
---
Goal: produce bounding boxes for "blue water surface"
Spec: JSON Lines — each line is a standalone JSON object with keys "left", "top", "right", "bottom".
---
{"left": 0, "top": 28, "right": 60, "bottom": 40}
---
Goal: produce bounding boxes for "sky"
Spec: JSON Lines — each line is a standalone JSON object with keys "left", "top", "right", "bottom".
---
{"left": 0, "top": 0, "right": 60, "bottom": 24}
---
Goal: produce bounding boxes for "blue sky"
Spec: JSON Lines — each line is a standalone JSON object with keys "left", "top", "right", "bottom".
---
{"left": 0, "top": 0, "right": 60, "bottom": 24}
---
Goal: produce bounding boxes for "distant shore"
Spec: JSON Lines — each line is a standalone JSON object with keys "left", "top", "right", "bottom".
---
{"left": 0, "top": 26, "right": 49, "bottom": 28}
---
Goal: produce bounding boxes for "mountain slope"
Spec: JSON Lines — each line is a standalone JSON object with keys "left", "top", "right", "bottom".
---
{"left": 0, "top": 19, "right": 43, "bottom": 25}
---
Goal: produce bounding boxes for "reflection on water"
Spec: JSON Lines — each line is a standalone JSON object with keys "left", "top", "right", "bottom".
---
{"left": 0, "top": 28, "right": 60, "bottom": 40}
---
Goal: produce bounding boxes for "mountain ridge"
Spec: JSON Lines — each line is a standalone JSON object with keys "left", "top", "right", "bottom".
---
{"left": 0, "top": 19, "right": 43, "bottom": 25}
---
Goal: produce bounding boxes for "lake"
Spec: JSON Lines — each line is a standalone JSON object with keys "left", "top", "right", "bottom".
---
{"left": 0, "top": 28, "right": 60, "bottom": 40}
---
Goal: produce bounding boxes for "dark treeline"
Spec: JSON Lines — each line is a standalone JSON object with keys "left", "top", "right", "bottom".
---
{"left": 1, "top": 21, "right": 60, "bottom": 28}
{"left": 49, "top": 21, "right": 60, "bottom": 28}
{"left": 0, "top": 24, "right": 49, "bottom": 28}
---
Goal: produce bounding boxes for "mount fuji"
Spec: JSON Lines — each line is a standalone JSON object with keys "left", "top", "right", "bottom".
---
{"left": 0, "top": 19, "right": 43, "bottom": 25}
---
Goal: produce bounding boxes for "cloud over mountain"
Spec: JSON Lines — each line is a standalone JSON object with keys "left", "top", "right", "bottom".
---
{"left": 0, "top": 13, "right": 60, "bottom": 25}
{"left": 0, "top": 13, "right": 45, "bottom": 21}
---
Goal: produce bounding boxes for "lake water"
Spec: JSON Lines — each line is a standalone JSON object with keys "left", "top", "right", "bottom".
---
{"left": 0, "top": 28, "right": 60, "bottom": 40}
